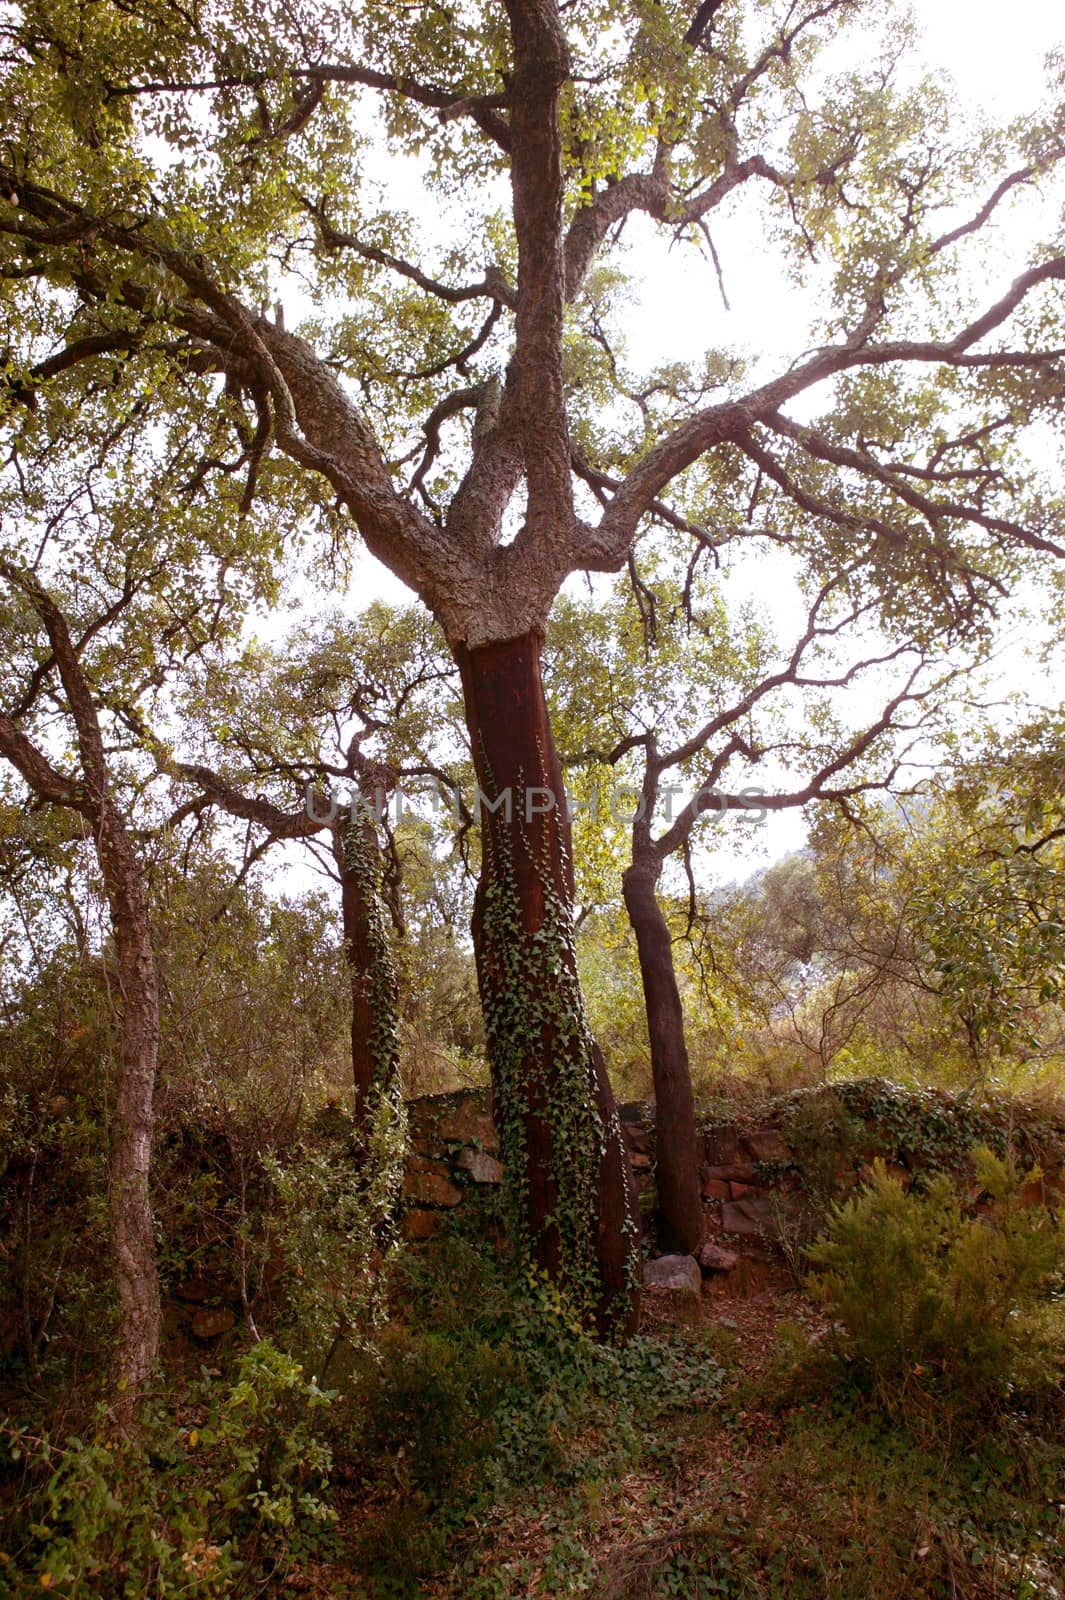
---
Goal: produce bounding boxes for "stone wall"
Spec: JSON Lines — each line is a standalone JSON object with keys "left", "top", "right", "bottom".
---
{"left": 401, "top": 1082, "right": 1065, "bottom": 1284}
{"left": 403, "top": 1089, "right": 504, "bottom": 1240}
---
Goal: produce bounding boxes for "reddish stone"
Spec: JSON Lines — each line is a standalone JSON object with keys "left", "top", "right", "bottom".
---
{"left": 621, "top": 1123, "right": 655, "bottom": 1157}
{"left": 698, "top": 1242, "right": 739, "bottom": 1273}
{"left": 174, "top": 1277, "right": 209, "bottom": 1304}
{"left": 703, "top": 1163, "right": 757, "bottom": 1183}
{"left": 456, "top": 1148, "right": 505, "bottom": 1184}
{"left": 702, "top": 1177, "right": 730, "bottom": 1200}
{"left": 402, "top": 1209, "right": 444, "bottom": 1241}
{"left": 407, "top": 1155, "right": 452, "bottom": 1177}
{"left": 702, "top": 1127, "right": 741, "bottom": 1166}
{"left": 191, "top": 1307, "right": 235, "bottom": 1340}
{"left": 720, "top": 1196, "right": 778, "bottom": 1238}
{"left": 407, "top": 1090, "right": 499, "bottom": 1155}
{"left": 403, "top": 1170, "right": 462, "bottom": 1207}
{"left": 729, "top": 1181, "right": 755, "bottom": 1199}
{"left": 741, "top": 1128, "right": 791, "bottom": 1164}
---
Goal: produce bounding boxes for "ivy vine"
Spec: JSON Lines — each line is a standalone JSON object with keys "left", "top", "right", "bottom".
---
{"left": 338, "top": 810, "right": 401, "bottom": 1107}
{"left": 476, "top": 766, "right": 638, "bottom": 1330}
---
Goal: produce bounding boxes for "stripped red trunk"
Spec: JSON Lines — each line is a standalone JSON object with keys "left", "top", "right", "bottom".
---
{"left": 622, "top": 859, "right": 704, "bottom": 1255}
{"left": 457, "top": 630, "right": 640, "bottom": 1335}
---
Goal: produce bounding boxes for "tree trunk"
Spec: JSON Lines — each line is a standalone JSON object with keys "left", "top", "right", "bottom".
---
{"left": 457, "top": 630, "right": 640, "bottom": 1336}
{"left": 96, "top": 811, "right": 161, "bottom": 1430}
{"left": 337, "top": 806, "right": 401, "bottom": 1134}
{"left": 622, "top": 859, "right": 705, "bottom": 1255}
{"left": 0, "top": 572, "right": 162, "bottom": 1427}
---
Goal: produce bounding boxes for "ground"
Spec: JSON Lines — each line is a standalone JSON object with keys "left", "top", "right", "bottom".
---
{"left": 277, "top": 1249, "right": 1064, "bottom": 1600}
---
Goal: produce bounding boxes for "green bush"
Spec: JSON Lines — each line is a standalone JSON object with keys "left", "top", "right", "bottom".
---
{"left": 806, "top": 1149, "right": 1064, "bottom": 1413}
{"left": 0, "top": 1343, "right": 338, "bottom": 1598}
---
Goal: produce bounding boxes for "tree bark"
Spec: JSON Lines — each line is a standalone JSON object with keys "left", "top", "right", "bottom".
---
{"left": 96, "top": 809, "right": 162, "bottom": 1430}
{"left": 622, "top": 859, "right": 705, "bottom": 1255}
{"left": 457, "top": 630, "right": 640, "bottom": 1336}
{"left": 0, "top": 572, "right": 162, "bottom": 1430}
{"left": 336, "top": 804, "right": 400, "bottom": 1134}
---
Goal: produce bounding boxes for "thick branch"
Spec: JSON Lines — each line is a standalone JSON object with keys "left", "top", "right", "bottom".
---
{"left": 0, "top": 564, "right": 110, "bottom": 804}
{"left": 300, "top": 63, "right": 512, "bottom": 150}
{"left": 502, "top": 0, "right": 574, "bottom": 553}
{"left": 588, "top": 256, "right": 1065, "bottom": 565}
{"left": 170, "top": 762, "right": 328, "bottom": 839}
{"left": 0, "top": 710, "right": 84, "bottom": 810}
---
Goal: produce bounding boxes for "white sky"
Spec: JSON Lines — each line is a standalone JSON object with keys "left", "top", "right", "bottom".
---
{"left": 308, "top": 0, "right": 1065, "bottom": 885}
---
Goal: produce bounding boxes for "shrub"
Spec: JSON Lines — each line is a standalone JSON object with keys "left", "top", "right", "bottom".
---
{"left": 0, "top": 1343, "right": 338, "bottom": 1598}
{"left": 806, "top": 1148, "right": 1064, "bottom": 1413}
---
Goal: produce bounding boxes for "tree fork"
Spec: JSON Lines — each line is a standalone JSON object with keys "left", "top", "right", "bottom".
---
{"left": 457, "top": 630, "right": 640, "bottom": 1336}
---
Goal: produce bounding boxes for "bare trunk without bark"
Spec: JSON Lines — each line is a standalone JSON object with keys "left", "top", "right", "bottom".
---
{"left": 458, "top": 630, "right": 640, "bottom": 1335}
{"left": 622, "top": 860, "right": 704, "bottom": 1255}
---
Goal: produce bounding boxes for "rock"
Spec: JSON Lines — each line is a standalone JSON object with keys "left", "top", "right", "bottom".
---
{"left": 619, "top": 1100, "right": 654, "bottom": 1126}
{"left": 721, "top": 1196, "right": 778, "bottom": 1238}
{"left": 622, "top": 1125, "right": 656, "bottom": 1157}
{"left": 642, "top": 1254, "right": 701, "bottom": 1293}
{"left": 174, "top": 1277, "right": 210, "bottom": 1304}
{"left": 703, "top": 1162, "right": 757, "bottom": 1183}
{"left": 407, "top": 1155, "right": 452, "bottom": 1177}
{"left": 402, "top": 1208, "right": 444, "bottom": 1241}
{"left": 629, "top": 1152, "right": 653, "bottom": 1171}
{"left": 456, "top": 1148, "right": 505, "bottom": 1185}
{"left": 729, "top": 1181, "right": 755, "bottom": 1199}
{"left": 702, "top": 1177, "right": 730, "bottom": 1200}
{"left": 698, "top": 1242, "right": 739, "bottom": 1273}
{"left": 742, "top": 1128, "right": 791, "bottom": 1164}
{"left": 407, "top": 1089, "right": 500, "bottom": 1154}
{"left": 191, "top": 1307, "right": 235, "bottom": 1340}
{"left": 702, "top": 1126, "right": 741, "bottom": 1166}
{"left": 403, "top": 1169, "right": 463, "bottom": 1207}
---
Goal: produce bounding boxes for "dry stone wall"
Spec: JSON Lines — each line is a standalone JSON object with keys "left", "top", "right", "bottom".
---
{"left": 402, "top": 1082, "right": 1065, "bottom": 1283}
